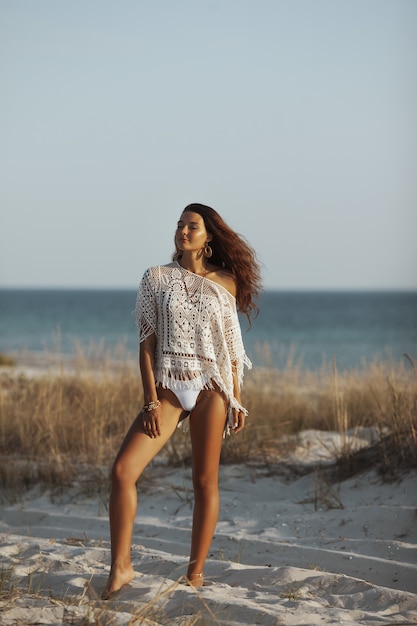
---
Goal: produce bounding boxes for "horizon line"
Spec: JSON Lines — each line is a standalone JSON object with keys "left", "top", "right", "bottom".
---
{"left": 1, "top": 285, "right": 417, "bottom": 293}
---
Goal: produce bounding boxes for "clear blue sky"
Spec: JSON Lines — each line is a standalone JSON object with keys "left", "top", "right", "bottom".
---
{"left": 1, "top": 0, "right": 416, "bottom": 290}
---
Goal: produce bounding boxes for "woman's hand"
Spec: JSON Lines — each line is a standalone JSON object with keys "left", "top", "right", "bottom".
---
{"left": 141, "top": 406, "right": 162, "bottom": 438}
{"left": 232, "top": 409, "right": 246, "bottom": 434}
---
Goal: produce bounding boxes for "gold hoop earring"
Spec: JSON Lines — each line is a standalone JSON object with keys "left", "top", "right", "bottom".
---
{"left": 204, "top": 243, "right": 213, "bottom": 258}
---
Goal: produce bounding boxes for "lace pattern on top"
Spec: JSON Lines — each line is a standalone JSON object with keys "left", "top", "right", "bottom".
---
{"left": 135, "top": 262, "right": 251, "bottom": 429}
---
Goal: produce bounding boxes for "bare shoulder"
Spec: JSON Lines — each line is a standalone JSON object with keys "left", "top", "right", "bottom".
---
{"left": 206, "top": 266, "right": 237, "bottom": 298}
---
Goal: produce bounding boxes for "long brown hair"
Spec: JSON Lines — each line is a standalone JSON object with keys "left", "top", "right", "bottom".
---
{"left": 173, "top": 203, "right": 262, "bottom": 322}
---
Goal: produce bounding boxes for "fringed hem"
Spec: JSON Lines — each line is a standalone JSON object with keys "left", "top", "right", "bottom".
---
{"left": 157, "top": 372, "right": 212, "bottom": 392}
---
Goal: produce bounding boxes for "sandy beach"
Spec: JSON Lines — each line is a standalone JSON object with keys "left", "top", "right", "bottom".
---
{"left": 1, "top": 429, "right": 416, "bottom": 626}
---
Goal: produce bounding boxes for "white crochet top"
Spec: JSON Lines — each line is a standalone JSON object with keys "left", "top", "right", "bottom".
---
{"left": 135, "top": 262, "right": 251, "bottom": 426}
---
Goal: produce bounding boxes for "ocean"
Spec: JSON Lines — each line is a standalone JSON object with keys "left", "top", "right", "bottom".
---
{"left": 0, "top": 288, "right": 416, "bottom": 371}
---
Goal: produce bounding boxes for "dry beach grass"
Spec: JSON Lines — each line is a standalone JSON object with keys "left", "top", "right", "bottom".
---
{"left": 0, "top": 347, "right": 416, "bottom": 625}
{"left": 0, "top": 348, "right": 416, "bottom": 493}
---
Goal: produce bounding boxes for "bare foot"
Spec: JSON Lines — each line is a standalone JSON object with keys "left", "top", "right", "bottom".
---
{"left": 102, "top": 564, "right": 135, "bottom": 599}
{"left": 185, "top": 572, "right": 204, "bottom": 587}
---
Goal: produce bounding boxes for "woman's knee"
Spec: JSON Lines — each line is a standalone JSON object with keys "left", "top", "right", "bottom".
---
{"left": 192, "top": 472, "right": 219, "bottom": 497}
{"left": 110, "top": 456, "right": 138, "bottom": 487}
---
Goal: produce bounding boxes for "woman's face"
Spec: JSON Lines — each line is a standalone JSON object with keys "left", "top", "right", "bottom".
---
{"left": 175, "top": 211, "right": 211, "bottom": 254}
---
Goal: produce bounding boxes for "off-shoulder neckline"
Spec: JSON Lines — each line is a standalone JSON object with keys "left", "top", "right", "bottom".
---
{"left": 170, "top": 261, "right": 236, "bottom": 300}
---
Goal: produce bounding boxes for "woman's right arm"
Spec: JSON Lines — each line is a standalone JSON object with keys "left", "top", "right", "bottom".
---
{"left": 139, "top": 333, "right": 162, "bottom": 438}
{"left": 139, "top": 333, "right": 158, "bottom": 404}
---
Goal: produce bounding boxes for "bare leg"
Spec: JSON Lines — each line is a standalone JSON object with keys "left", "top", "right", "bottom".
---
{"left": 102, "top": 399, "right": 181, "bottom": 599}
{"left": 186, "top": 390, "right": 227, "bottom": 586}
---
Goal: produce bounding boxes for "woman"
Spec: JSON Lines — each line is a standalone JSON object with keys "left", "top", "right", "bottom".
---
{"left": 102, "top": 203, "right": 261, "bottom": 598}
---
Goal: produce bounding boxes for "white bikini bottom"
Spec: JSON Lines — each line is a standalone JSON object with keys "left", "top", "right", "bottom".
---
{"left": 163, "top": 377, "right": 204, "bottom": 413}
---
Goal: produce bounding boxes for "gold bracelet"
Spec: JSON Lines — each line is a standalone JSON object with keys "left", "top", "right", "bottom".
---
{"left": 142, "top": 400, "right": 161, "bottom": 412}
